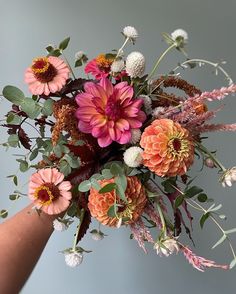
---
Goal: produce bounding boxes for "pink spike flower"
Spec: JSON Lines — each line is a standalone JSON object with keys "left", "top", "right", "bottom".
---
{"left": 28, "top": 168, "right": 72, "bottom": 215}
{"left": 75, "top": 78, "right": 146, "bottom": 147}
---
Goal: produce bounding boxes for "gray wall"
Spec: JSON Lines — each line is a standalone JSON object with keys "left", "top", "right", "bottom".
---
{"left": 1, "top": 0, "right": 236, "bottom": 293}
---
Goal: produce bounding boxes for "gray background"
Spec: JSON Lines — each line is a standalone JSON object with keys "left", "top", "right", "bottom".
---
{"left": 1, "top": 0, "right": 236, "bottom": 293}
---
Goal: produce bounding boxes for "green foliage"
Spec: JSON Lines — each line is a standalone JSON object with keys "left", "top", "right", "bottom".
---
{"left": 184, "top": 186, "right": 203, "bottom": 198}
{"left": 0, "top": 209, "right": 8, "bottom": 218}
{"left": 8, "top": 134, "right": 19, "bottom": 147}
{"left": 21, "top": 98, "right": 41, "bottom": 119}
{"left": 197, "top": 193, "right": 208, "bottom": 203}
{"left": 78, "top": 180, "right": 92, "bottom": 192}
{"left": 107, "top": 204, "right": 117, "bottom": 217}
{"left": 3, "top": 85, "right": 25, "bottom": 105}
{"left": 200, "top": 212, "right": 210, "bottom": 229}
{"left": 99, "top": 183, "right": 116, "bottom": 194}
{"left": 174, "top": 195, "right": 184, "bottom": 208}
{"left": 59, "top": 37, "right": 70, "bottom": 50}
{"left": 6, "top": 113, "right": 22, "bottom": 124}
{"left": 41, "top": 99, "right": 54, "bottom": 116}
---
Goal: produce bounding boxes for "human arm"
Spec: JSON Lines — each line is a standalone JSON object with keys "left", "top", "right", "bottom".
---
{"left": 0, "top": 204, "right": 56, "bottom": 294}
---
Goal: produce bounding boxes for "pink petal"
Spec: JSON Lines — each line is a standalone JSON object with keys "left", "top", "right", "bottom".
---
{"left": 58, "top": 181, "right": 72, "bottom": 192}
{"left": 116, "top": 119, "right": 130, "bottom": 131}
{"left": 38, "top": 169, "right": 53, "bottom": 183}
{"left": 78, "top": 120, "right": 93, "bottom": 133}
{"left": 99, "top": 78, "right": 113, "bottom": 97}
{"left": 60, "top": 191, "right": 72, "bottom": 200}
{"left": 75, "top": 93, "right": 94, "bottom": 107}
{"left": 76, "top": 106, "right": 97, "bottom": 122}
{"left": 97, "top": 134, "right": 113, "bottom": 147}
{"left": 84, "top": 82, "right": 108, "bottom": 106}
{"left": 117, "top": 130, "right": 132, "bottom": 144}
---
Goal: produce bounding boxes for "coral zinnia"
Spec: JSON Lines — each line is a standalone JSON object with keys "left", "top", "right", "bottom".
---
{"left": 25, "top": 56, "right": 70, "bottom": 96}
{"left": 84, "top": 54, "right": 114, "bottom": 79}
{"left": 28, "top": 168, "right": 72, "bottom": 215}
{"left": 75, "top": 78, "right": 146, "bottom": 147}
{"left": 88, "top": 176, "right": 147, "bottom": 227}
{"left": 140, "top": 119, "right": 194, "bottom": 177}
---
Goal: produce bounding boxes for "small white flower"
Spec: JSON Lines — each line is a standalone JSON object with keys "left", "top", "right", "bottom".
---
{"left": 123, "top": 26, "right": 138, "bottom": 40}
{"left": 111, "top": 59, "right": 125, "bottom": 73}
{"left": 171, "top": 29, "right": 188, "bottom": 47}
{"left": 125, "top": 52, "right": 145, "bottom": 78}
{"left": 75, "top": 51, "right": 85, "bottom": 60}
{"left": 154, "top": 238, "right": 179, "bottom": 257}
{"left": 123, "top": 146, "right": 143, "bottom": 168}
{"left": 130, "top": 129, "right": 142, "bottom": 145}
{"left": 64, "top": 252, "right": 83, "bottom": 267}
{"left": 152, "top": 107, "right": 165, "bottom": 118}
{"left": 221, "top": 167, "right": 236, "bottom": 187}
{"left": 90, "top": 230, "right": 105, "bottom": 241}
{"left": 139, "top": 95, "right": 152, "bottom": 115}
{"left": 53, "top": 219, "right": 68, "bottom": 232}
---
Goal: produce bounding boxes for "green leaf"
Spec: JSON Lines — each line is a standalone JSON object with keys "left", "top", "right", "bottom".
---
{"left": 21, "top": 98, "right": 42, "bottom": 119}
{"left": 67, "top": 202, "right": 78, "bottom": 217}
{"left": 174, "top": 195, "right": 184, "bottom": 208}
{"left": 53, "top": 145, "right": 62, "bottom": 158}
{"left": 63, "top": 154, "right": 80, "bottom": 168}
{"left": 59, "top": 37, "right": 70, "bottom": 50}
{"left": 197, "top": 193, "right": 208, "bottom": 202}
{"left": 78, "top": 180, "right": 91, "bottom": 192}
{"left": 29, "top": 149, "right": 39, "bottom": 161}
{"left": 110, "top": 163, "right": 124, "bottom": 176}
{"left": 59, "top": 160, "right": 71, "bottom": 176}
{"left": 13, "top": 175, "right": 18, "bottom": 186}
{"left": 45, "top": 45, "right": 55, "bottom": 53}
{"left": 107, "top": 204, "right": 117, "bottom": 217}
{"left": 225, "top": 228, "right": 236, "bottom": 235}
{"left": 105, "top": 53, "right": 116, "bottom": 59}
{"left": 200, "top": 212, "right": 210, "bottom": 229}
{"left": 74, "top": 140, "right": 85, "bottom": 146}
{"left": 49, "top": 49, "right": 61, "bottom": 57}
{"left": 212, "top": 234, "right": 227, "bottom": 249}
{"left": 185, "top": 186, "right": 203, "bottom": 198}
{"left": 161, "top": 179, "right": 176, "bottom": 193}
{"left": 8, "top": 134, "right": 19, "bottom": 147}
{"left": 230, "top": 258, "right": 236, "bottom": 269}
{"left": 41, "top": 99, "right": 54, "bottom": 116}
{"left": 6, "top": 113, "right": 22, "bottom": 124}
{"left": 90, "top": 178, "right": 101, "bottom": 190}
{"left": 115, "top": 185, "right": 126, "bottom": 202}
{"left": 101, "top": 169, "right": 113, "bottom": 179}
{"left": 0, "top": 209, "right": 8, "bottom": 218}
{"left": 19, "top": 160, "right": 29, "bottom": 172}
{"left": 3, "top": 85, "right": 25, "bottom": 105}
{"left": 75, "top": 59, "right": 83, "bottom": 67}
{"left": 9, "top": 194, "right": 20, "bottom": 201}
{"left": 99, "top": 183, "right": 116, "bottom": 194}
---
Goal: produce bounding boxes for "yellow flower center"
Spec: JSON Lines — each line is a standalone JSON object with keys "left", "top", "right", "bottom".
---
{"left": 168, "top": 135, "right": 190, "bottom": 159}
{"left": 95, "top": 54, "right": 114, "bottom": 69}
{"left": 31, "top": 57, "right": 57, "bottom": 83}
{"left": 33, "top": 183, "right": 59, "bottom": 206}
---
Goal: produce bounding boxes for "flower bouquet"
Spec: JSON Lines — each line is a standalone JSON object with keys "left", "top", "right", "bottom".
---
{"left": 1, "top": 26, "right": 236, "bottom": 270}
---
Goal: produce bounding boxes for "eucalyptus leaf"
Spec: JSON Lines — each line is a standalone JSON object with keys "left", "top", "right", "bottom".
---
{"left": 185, "top": 186, "right": 203, "bottom": 198}
{"left": 29, "top": 149, "right": 39, "bottom": 161}
{"left": 6, "top": 113, "right": 22, "bottom": 124}
{"left": 0, "top": 209, "right": 8, "bottom": 218}
{"left": 101, "top": 169, "right": 113, "bottom": 179}
{"left": 3, "top": 85, "right": 25, "bottom": 105}
{"left": 174, "top": 195, "right": 184, "bottom": 208}
{"left": 59, "top": 160, "right": 71, "bottom": 176}
{"left": 9, "top": 194, "right": 20, "bottom": 201}
{"left": 107, "top": 204, "right": 117, "bottom": 217}
{"left": 13, "top": 175, "right": 18, "bottom": 186}
{"left": 41, "top": 99, "right": 54, "bottom": 116}
{"left": 19, "top": 160, "right": 29, "bottom": 172}
{"left": 200, "top": 212, "right": 210, "bottom": 229}
{"left": 21, "top": 98, "right": 42, "bottom": 119}
{"left": 99, "top": 183, "right": 116, "bottom": 194}
{"left": 197, "top": 193, "right": 208, "bottom": 203}
{"left": 78, "top": 180, "right": 91, "bottom": 192}
{"left": 8, "top": 134, "right": 19, "bottom": 147}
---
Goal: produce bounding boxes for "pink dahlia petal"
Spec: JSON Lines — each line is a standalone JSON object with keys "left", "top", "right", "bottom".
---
{"left": 84, "top": 82, "right": 108, "bottom": 106}
{"left": 99, "top": 78, "right": 113, "bottom": 97}
{"left": 78, "top": 120, "right": 93, "bottom": 133}
{"left": 75, "top": 93, "right": 94, "bottom": 107}
{"left": 116, "top": 130, "right": 131, "bottom": 144}
{"left": 98, "top": 134, "right": 113, "bottom": 147}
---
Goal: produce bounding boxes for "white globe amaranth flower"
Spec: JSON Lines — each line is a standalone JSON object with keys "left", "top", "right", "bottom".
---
{"left": 125, "top": 52, "right": 145, "bottom": 78}
{"left": 111, "top": 59, "right": 125, "bottom": 73}
{"left": 154, "top": 238, "right": 179, "bottom": 257}
{"left": 123, "top": 146, "right": 143, "bottom": 168}
{"left": 139, "top": 95, "right": 152, "bottom": 115}
{"left": 64, "top": 252, "right": 83, "bottom": 267}
{"left": 221, "top": 167, "right": 236, "bottom": 187}
{"left": 130, "top": 129, "right": 142, "bottom": 145}
{"left": 75, "top": 50, "right": 85, "bottom": 60}
{"left": 171, "top": 29, "right": 188, "bottom": 47}
{"left": 152, "top": 106, "right": 165, "bottom": 118}
{"left": 123, "top": 26, "right": 138, "bottom": 40}
{"left": 53, "top": 219, "right": 68, "bottom": 232}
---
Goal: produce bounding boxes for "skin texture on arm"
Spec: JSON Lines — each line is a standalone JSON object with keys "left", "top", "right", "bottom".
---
{"left": 0, "top": 204, "right": 56, "bottom": 294}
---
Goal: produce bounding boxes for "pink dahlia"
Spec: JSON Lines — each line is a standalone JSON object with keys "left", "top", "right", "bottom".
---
{"left": 28, "top": 168, "right": 72, "bottom": 215}
{"left": 84, "top": 54, "right": 113, "bottom": 79}
{"left": 75, "top": 78, "right": 146, "bottom": 147}
{"left": 25, "top": 56, "right": 70, "bottom": 96}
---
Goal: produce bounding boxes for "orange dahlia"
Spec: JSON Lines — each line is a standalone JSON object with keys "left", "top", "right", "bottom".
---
{"left": 88, "top": 176, "right": 147, "bottom": 227}
{"left": 140, "top": 119, "right": 194, "bottom": 177}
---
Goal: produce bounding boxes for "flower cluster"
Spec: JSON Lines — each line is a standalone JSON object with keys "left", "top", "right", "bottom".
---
{"left": 1, "top": 26, "right": 236, "bottom": 271}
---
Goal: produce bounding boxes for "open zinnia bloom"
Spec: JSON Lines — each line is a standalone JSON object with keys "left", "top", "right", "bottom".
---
{"left": 84, "top": 54, "right": 114, "bottom": 79}
{"left": 25, "top": 56, "right": 70, "bottom": 95}
{"left": 75, "top": 78, "right": 146, "bottom": 147}
{"left": 140, "top": 119, "right": 195, "bottom": 177}
{"left": 88, "top": 176, "right": 147, "bottom": 227}
{"left": 28, "top": 168, "right": 72, "bottom": 215}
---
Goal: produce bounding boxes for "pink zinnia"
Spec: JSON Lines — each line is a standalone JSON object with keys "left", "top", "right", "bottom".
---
{"left": 84, "top": 54, "right": 113, "bottom": 79}
{"left": 28, "top": 168, "right": 72, "bottom": 215}
{"left": 25, "top": 56, "right": 70, "bottom": 96}
{"left": 75, "top": 78, "right": 146, "bottom": 147}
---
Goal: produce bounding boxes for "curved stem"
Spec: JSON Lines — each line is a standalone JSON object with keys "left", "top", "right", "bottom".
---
{"left": 62, "top": 53, "right": 76, "bottom": 80}
{"left": 115, "top": 37, "right": 130, "bottom": 59}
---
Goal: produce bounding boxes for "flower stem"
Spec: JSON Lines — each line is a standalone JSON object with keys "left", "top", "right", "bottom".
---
{"left": 116, "top": 37, "right": 130, "bottom": 59}
{"left": 72, "top": 208, "right": 85, "bottom": 251}
{"left": 62, "top": 53, "right": 76, "bottom": 80}
{"left": 195, "top": 141, "right": 226, "bottom": 172}
{"left": 156, "top": 202, "right": 167, "bottom": 236}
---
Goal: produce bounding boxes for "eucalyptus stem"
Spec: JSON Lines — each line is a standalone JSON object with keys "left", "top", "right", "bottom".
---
{"left": 115, "top": 37, "right": 130, "bottom": 59}
{"left": 72, "top": 209, "right": 85, "bottom": 251}
{"left": 195, "top": 141, "right": 226, "bottom": 172}
{"left": 156, "top": 202, "right": 167, "bottom": 236}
